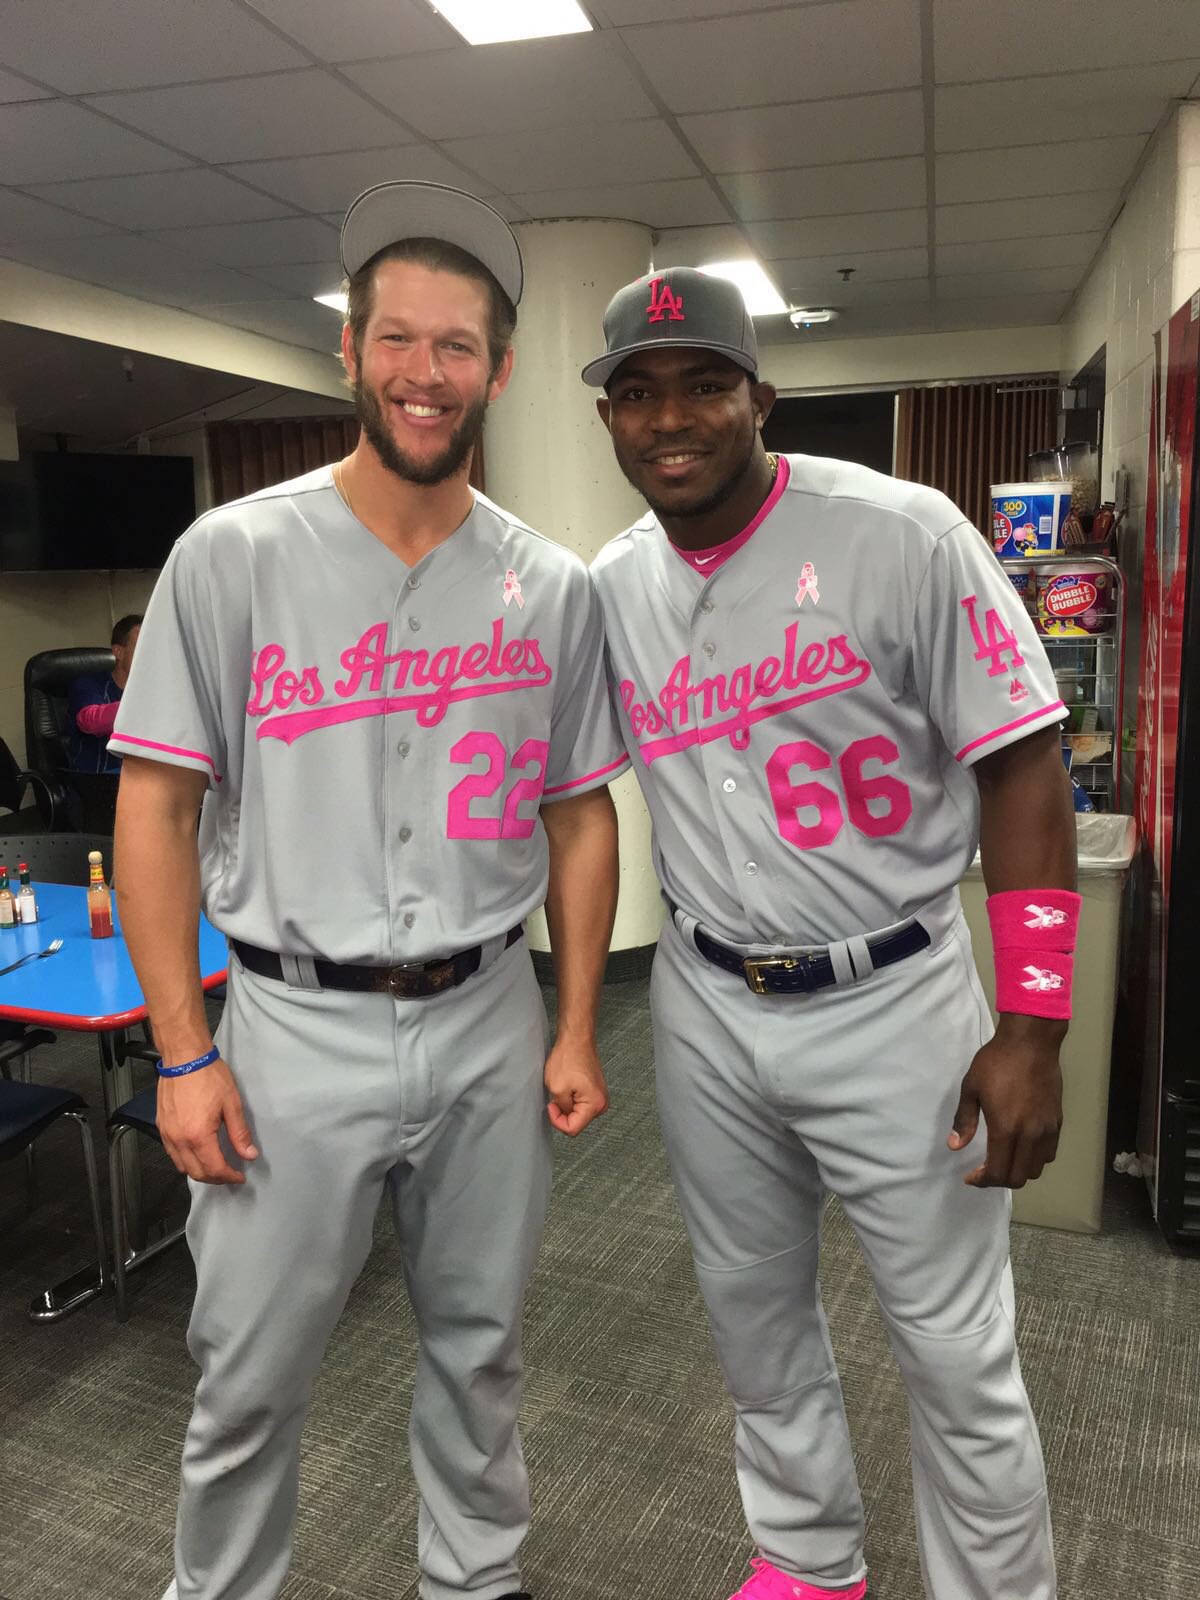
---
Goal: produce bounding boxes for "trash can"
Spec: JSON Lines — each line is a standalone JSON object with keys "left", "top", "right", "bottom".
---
{"left": 959, "top": 813, "right": 1136, "bottom": 1233}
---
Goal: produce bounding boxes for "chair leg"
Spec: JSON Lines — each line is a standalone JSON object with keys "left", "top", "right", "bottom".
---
{"left": 64, "top": 1110, "right": 107, "bottom": 1293}
{"left": 108, "top": 1124, "right": 136, "bottom": 1321}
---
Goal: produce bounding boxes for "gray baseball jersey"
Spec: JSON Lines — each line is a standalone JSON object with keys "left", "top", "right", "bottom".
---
{"left": 112, "top": 466, "right": 628, "bottom": 963}
{"left": 590, "top": 454, "right": 1065, "bottom": 947}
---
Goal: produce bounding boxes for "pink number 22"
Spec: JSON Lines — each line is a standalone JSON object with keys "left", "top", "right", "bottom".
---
{"left": 447, "top": 733, "right": 550, "bottom": 839}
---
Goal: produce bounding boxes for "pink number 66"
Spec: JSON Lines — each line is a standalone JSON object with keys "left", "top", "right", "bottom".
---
{"left": 766, "top": 735, "right": 912, "bottom": 852}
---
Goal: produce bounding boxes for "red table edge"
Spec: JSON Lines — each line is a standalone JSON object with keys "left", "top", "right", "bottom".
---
{"left": 0, "top": 969, "right": 229, "bottom": 1032}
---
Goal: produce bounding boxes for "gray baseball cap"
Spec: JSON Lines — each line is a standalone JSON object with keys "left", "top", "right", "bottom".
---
{"left": 581, "top": 266, "right": 759, "bottom": 388}
{"left": 340, "top": 181, "right": 524, "bottom": 307}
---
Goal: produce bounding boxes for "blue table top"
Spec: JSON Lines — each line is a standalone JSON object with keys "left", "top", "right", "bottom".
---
{"left": 0, "top": 881, "right": 227, "bottom": 1032}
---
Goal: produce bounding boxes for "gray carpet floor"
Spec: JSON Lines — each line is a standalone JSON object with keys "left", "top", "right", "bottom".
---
{"left": 1, "top": 978, "right": 1198, "bottom": 1600}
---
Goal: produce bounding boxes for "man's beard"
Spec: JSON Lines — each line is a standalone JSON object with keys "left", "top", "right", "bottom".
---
{"left": 621, "top": 422, "right": 758, "bottom": 522}
{"left": 355, "top": 372, "right": 488, "bottom": 487}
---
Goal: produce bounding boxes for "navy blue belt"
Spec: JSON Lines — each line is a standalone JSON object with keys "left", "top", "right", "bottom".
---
{"left": 233, "top": 926, "right": 523, "bottom": 1000}
{"left": 688, "top": 918, "right": 930, "bottom": 996}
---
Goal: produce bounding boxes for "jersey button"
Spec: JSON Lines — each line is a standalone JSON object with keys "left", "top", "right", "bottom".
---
{"left": 745, "top": 861, "right": 758, "bottom": 875}
{"left": 397, "top": 740, "right": 410, "bottom": 757}
{"left": 722, "top": 778, "right": 736, "bottom": 793}
{"left": 404, "top": 912, "right": 416, "bottom": 929}
{"left": 407, "top": 576, "right": 420, "bottom": 590}
{"left": 702, "top": 642, "right": 716, "bottom": 657}
{"left": 700, "top": 599, "right": 714, "bottom": 613}
{"left": 398, "top": 826, "right": 412, "bottom": 843}
{"left": 408, "top": 616, "right": 421, "bottom": 632}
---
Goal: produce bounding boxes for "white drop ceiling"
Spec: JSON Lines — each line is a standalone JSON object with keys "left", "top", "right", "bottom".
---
{"left": 1, "top": 0, "right": 1198, "bottom": 356}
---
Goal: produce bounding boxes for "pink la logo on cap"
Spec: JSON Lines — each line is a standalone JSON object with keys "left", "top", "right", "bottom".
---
{"left": 646, "top": 277, "right": 685, "bottom": 323}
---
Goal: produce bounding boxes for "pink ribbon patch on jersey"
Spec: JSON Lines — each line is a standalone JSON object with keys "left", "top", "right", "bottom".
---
{"left": 795, "top": 562, "right": 820, "bottom": 606}
{"left": 503, "top": 569, "right": 525, "bottom": 609}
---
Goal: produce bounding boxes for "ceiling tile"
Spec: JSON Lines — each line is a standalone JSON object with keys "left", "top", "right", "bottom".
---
{"left": 934, "top": 0, "right": 1200, "bottom": 81}
{"left": 2, "top": 234, "right": 289, "bottom": 306}
{"left": 0, "top": 68, "right": 49, "bottom": 103}
{"left": 936, "top": 137, "right": 1146, "bottom": 205}
{"left": 0, "top": 0, "right": 305, "bottom": 94}
{"left": 774, "top": 246, "right": 929, "bottom": 295}
{"left": 759, "top": 301, "right": 937, "bottom": 344}
{"left": 623, "top": 0, "right": 921, "bottom": 115}
{"left": 750, "top": 210, "right": 927, "bottom": 259}
{"left": 344, "top": 36, "right": 654, "bottom": 140}
{"left": 242, "top": 0, "right": 459, "bottom": 60}
{"left": 937, "top": 265, "right": 1084, "bottom": 300}
{"left": 150, "top": 216, "right": 339, "bottom": 267}
{"left": 936, "top": 61, "right": 1200, "bottom": 152}
{"left": 935, "top": 191, "right": 1119, "bottom": 246}
{"left": 1, "top": 100, "right": 190, "bottom": 184}
{"left": 87, "top": 71, "right": 405, "bottom": 164}
{"left": 0, "top": 190, "right": 119, "bottom": 246}
{"left": 226, "top": 146, "right": 481, "bottom": 213}
{"left": 680, "top": 91, "right": 925, "bottom": 174}
{"left": 24, "top": 168, "right": 297, "bottom": 231}
{"left": 783, "top": 274, "right": 931, "bottom": 307}
{"left": 720, "top": 156, "right": 926, "bottom": 222}
{"left": 652, "top": 224, "right": 754, "bottom": 265}
{"left": 441, "top": 119, "right": 698, "bottom": 193}
{"left": 938, "top": 233, "right": 1101, "bottom": 275}
{"left": 931, "top": 292, "right": 1071, "bottom": 330}
{"left": 202, "top": 299, "right": 343, "bottom": 351}
{"left": 601, "top": 0, "right": 804, "bottom": 19}
{"left": 510, "top": 177, "right": 727, "bottom": 229}
{"left": 241, "top": 261, "right": 346, "bottom": 297}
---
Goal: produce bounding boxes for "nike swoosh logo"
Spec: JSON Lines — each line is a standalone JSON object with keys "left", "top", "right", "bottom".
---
{"left": 695, "top": 554, "right": 718, "bottom": 564}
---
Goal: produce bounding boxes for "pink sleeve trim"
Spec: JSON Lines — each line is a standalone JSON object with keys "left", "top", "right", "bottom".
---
{"left": 109, "top": 732, "right": 223, "bottom": 782}
{"left": 542, "top": 753, "right": 630, "bottom": 796}
{"left": 955, "top": 701, "right": 1067, "bottom": 763}
{"left": 76, "top": 702, "right": 120, "bottom": 738}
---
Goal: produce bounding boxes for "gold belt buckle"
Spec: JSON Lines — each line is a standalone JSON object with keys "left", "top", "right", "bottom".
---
{"left": 387, "top": 960, "right": 456, "bottom": 1000}
{"left": 742, "top": 955, "right": 802, "bottom": 996}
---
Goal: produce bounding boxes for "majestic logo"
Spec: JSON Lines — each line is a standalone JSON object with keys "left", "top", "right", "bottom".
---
{"left": 1024, "top": 904, "right": 1067, "bottom": 930}
{"left": 795, "top": 562, "right": 820, "bottom": 606}
{"left": 502, "top": 568, "right": 525, "bottom": 609}
{"left": 619, "top": 624, "right": 871, "bottom": 765}
{"left": 1021, "top": 965, "right": 1065, "bottom": 992}
{"left": 646, "top": 276, "right": 685, "bottom": 323}
{"left": 1009, "top": 676, "right": 1029, "bottom": 702}
{"left": 246, "top": 619, "right": 551, "bottom": 745}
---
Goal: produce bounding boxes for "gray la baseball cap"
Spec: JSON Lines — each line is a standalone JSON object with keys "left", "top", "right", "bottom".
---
{"left": 340, "top": 181, "right": 524, "bottom": 308}
{"left": 581, "top": 266, "right": 759, "bottom": 388}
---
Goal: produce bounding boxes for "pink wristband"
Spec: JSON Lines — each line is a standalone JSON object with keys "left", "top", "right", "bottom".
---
{"left": 986, "top": 889, "right": 1080, "bottom": 1020}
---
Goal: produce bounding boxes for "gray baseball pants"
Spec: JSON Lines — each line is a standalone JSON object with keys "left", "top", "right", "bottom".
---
{"left": 651, "top": 898, "right": 1056, "bottom": 1599}
{"left": 162, "top": 934, "right": 552, "bottom": 1600}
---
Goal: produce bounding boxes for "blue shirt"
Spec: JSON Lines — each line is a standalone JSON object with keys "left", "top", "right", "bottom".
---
{"left": 68, "top": 672, "right": 123, "bottom": 774}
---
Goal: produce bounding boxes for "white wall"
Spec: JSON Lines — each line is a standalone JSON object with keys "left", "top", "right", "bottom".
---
{"left": 761, "top": 324, "right": 1063, "bottom": 393}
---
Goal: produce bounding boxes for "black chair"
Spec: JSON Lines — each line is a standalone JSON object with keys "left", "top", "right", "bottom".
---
{"left": 0, "top": 737, "right": 55, "bottom": 835}
{"left": 1, "top": 1079, "right": 107, "bottom": 1319}
{"left": 24, "top": 647, "right": 119, "bottom": 831}
{"left": 108, "top": 1084, "right": 186, "bottom": 1320}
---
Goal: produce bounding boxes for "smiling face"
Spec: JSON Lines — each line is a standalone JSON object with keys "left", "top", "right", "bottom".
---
{"left": 342, "top": 258, "right": 513, "bottom": 487}
{"left": 597, "top": 347, "right": 774, "bottom": 524}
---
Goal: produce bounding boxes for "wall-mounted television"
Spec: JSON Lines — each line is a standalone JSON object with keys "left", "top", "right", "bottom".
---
{"left": 0, "top": 451, "right": 196, "bottom": 571}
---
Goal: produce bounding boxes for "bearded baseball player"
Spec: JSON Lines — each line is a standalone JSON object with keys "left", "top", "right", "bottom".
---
{"left": 586, "top": 268, "right": 1076, "bottom": 1600}
{"left": 112, "top": 182, "right": 627, "bottom": 1600}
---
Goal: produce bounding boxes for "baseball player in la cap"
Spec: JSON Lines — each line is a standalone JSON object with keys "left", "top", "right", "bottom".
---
{"left": 113, "top": 181, "right": 628, "bottom": 1600}
{"left": 585, "top": 267, "right": 1076, "bottom": 1599}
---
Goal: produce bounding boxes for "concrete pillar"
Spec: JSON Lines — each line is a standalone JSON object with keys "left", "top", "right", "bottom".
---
{"left": 484, "top": 218, "right": 660, "bottom": 959}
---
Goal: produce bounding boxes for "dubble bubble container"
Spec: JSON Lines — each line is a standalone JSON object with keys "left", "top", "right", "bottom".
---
{"left": 990, "top": 481, "right": 1071, "bottom": 557}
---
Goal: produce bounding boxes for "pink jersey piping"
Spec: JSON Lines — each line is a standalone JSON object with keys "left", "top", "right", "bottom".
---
{"left": 672, "top": 455, "right": 791, "bottom": 574}
{"left": 109, "top": 733, "right": 223, "bottom": 782}
{"left": 542, "top": 753, "right": 630, "bottom": 796}
{"left": 955, "top": 701, "right": 1066, "bottom": 763}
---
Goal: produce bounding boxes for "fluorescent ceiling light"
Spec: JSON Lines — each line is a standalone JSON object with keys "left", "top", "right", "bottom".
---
{"left": 430, "top": 0, "right": 592, "bottom": 45}
{"left": 315, "top": 291, "right": 348, "bottom": 313}
{"left": 789, "top": 307, "right": 839, "bottom": 326}
{"left": 698, "top": 259, "right": 788, "bottom": 318}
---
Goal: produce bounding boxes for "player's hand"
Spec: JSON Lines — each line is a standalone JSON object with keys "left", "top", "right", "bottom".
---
{"left": 157, "top": 1056, "right": 259, "bottom": 1185}
{"left": 544, "top": 1035, "right": 610, "bottom": 1137}
{"left": 948, "top": 1015, "right": 1064, "bottom": 1188}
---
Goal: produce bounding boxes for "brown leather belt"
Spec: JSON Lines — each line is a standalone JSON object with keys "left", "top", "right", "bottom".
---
{"left": 232, "top": 926, "right": 523, "bottom": 1001}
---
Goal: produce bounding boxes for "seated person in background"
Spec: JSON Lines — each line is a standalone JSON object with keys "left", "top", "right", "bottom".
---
{"left": 68, "top": 614, "right": 142, "bottom": 774}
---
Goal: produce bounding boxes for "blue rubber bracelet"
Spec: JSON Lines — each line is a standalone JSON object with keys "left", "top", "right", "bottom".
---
{"left": 157, "top": 1045, "right": 220, "bottom": 1079}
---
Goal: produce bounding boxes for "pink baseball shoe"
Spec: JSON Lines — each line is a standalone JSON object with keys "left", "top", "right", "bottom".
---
{"left": 729, "top": 1556, "right": 867, "bottom": 1600}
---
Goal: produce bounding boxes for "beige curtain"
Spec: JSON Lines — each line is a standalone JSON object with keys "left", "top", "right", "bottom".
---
{"left": 894, "top": 381, "right": 1058, "bottom": 535}
{"left": 207, "top": 416, "right": 487, "bottom": 502}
